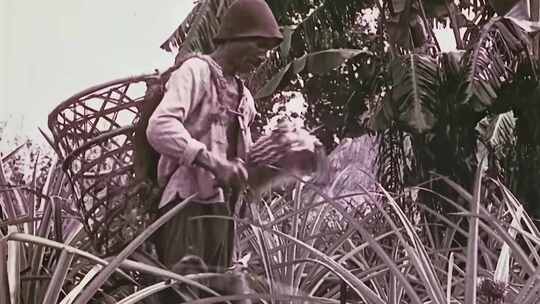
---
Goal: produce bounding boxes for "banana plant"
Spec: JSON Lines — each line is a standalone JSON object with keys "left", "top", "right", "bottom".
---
{"left": 160, "top": 0, "right": 238, "bottom": 57}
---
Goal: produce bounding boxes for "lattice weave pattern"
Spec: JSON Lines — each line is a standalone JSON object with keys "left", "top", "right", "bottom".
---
{"left": 48, "top": 74, "right": 157, "bottom": 256}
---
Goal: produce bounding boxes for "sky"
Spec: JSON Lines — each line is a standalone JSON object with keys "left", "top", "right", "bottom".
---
{"left": 1, "top": 0, "right": 194, "bottom": 141}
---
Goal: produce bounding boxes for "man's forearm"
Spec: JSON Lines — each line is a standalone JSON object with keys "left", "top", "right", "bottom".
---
{"left": 194, "top": 149, "right": 221, "bottom": 175}
{"left": 194, "top": 149, "right": 247, "bottom": 188}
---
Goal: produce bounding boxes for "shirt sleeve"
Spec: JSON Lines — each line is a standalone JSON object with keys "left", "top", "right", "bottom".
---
{"left": 146, "top": 58, "right": 209, "bottom": 165}
{"left": 243, "top": 87, "right": 258, "bottom": 149}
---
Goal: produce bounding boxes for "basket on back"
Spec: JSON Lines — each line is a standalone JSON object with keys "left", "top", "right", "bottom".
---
{"left": 48, "top": 74, "right": 159, "bottom": 256}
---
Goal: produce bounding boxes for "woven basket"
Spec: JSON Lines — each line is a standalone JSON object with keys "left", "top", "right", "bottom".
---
{"left": 48, "top": 74, "right": 158, "bottom": 256}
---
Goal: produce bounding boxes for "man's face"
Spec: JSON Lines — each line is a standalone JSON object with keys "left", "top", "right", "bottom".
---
{"left": 228, "top": 38, "right": 277, "bottom": 74}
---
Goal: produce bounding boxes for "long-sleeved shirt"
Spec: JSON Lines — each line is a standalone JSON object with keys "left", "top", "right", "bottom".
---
{"left": 146, "top": 54, "right": 256, "bottom": 208}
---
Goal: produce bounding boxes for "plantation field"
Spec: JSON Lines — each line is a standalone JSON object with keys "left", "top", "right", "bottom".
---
{"left": 3, "top": 0, "right": 540, "bottom": 303}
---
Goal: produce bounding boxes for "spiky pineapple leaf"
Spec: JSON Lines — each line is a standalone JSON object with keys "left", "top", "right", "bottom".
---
{"left": 391, "top": 53, "right": 439, "bottom": 134}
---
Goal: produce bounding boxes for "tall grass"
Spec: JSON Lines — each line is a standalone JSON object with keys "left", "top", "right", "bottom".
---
{"left": 2, "top": 141, "right": 540, "bottom": 303}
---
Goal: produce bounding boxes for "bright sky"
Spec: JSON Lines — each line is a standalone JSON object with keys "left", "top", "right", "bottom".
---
{"left": 1, "top": 0, "right": 194, "bottom": 141}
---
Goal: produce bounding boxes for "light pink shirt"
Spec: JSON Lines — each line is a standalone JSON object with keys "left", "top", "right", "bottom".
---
{"left": 146, "top": 55, "right": 256, "bottom": 208}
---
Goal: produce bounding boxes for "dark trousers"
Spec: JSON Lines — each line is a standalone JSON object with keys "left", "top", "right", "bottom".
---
{"left": 154, "top": 199, "right": 235, "bottom": 302}
{"left": 155, "top": 200, "right": 233, "bottom": 269}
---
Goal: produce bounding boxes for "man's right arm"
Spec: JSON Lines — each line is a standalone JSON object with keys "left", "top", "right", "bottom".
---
{"left": 146, "top": 61, "right": 207, "bottom": 166}
{"left": 194, "top": 149, "right": 247, "bottom": 187}
{"left": 146, "top": 59, "right": 247, "bottom": 186}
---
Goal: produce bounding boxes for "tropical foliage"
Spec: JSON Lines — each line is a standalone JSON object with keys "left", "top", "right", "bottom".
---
{"left": 162, "top": 0, "right": 540, "bottom": 217}
{"left": 3, "top": 0, "right": 540, "bottom": 303}
{"left": 3, "top": 141, "right": 540, "bottom": 303}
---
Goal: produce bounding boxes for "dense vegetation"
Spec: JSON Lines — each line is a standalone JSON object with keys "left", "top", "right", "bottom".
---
{"left": 2, "top": 0, "right": 540, "bottom": 303}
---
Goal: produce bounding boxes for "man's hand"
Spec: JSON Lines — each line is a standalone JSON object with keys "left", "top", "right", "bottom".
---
{"left": 215, "top": 157, "right": 248, "bottom": 188}
{"left": 194, "top": 150, "right": 248, "bottom": 188}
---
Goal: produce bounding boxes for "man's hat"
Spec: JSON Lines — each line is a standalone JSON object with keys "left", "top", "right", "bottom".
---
{"left": 214, "top": 0, "right": 284, "bottom": 46}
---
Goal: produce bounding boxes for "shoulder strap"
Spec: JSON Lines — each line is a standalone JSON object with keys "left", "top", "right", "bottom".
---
{"left": 234, "top": 76, "right": 244, "bottom": 106}
{"left": 163, "top": 53, "right": 226, "bottom": 105}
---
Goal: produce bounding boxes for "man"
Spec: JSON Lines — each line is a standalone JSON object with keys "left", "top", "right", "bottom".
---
{"left": 146, "top": 0, "right": 283, "bottom": 300}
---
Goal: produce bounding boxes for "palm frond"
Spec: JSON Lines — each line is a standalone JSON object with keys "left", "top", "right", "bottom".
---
{"left": 287, "top": 0, "right": 368, "bottom": 54}
{"left": 255, "top": 49, "right": 369, "bottom": 99}
{"left": 160, "top": 0, "right": 236, "bottom": 56}
{"left": 248, "top": 0, "right": 370, "bottom": 91}
{"left": 478, "top": 111, "right": 516, "bottom": 152}
{"left": 391, "top": 53, "right": 439, "bottom": 134}
{"left": 459, "top": 18, "right": 533, "bottom": 111}
{"left": 476, "top": 111, "right": 516, "bottom": 181}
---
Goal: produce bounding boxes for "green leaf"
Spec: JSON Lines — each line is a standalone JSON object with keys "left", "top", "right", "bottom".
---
{"left": 306, "top": 49, "right": 366, "bottom": 74}
{"left": 249, "top": 0, "right": 370, "bottom": 91}
{"left": 5, "top": 232, "right": 221, "bottom": 304}
{"left": 446, "top": 252, "right": 455, "bottom": 303}
{"left": 459, "top": 18, "right": 532, "bottom": 111}
{"left": 391, "top": 53, "right": 439, "bottom": 134}
{"left": 477, "top": 111, "right": 516, "bottom": 161}
{"left": 437, "top": 175, "right": 537, "bottom": 276}
{"left": 59, "top": 265, "right": 102, "bottom": 304}
{"left": 489, "top": 0, "right": 521, "bottom": 16}
{"left": 255, "top": 49, "right": 368, "bottom": 99}
{"left": 368, "top": 94, "right": 394, "bottom": 131}
{"left": 0, "top": 233, "right": 9, "bottom": 304}
{"left": 493, "top": 212, "right": 519, "bottom": 284}
{"left": 255, "top": 62, "right": 292, "bottom": 100}
{"left": 379, "top": 186, "right": 447, "bottom": 303}
{"left": 263, "top": 225, "right": 387, "bottom": 304}
{"left": 72, "top": 194, "right": 221, "bottom": 304}
{"left": 285, "top": 0, "right": 368, "bottom": 53}
{"left": 464, "top": 158, "right": 485, "bottom": 304}
{"left": 442, "top": 51, "right": 465, "bottom": 80}
{"left": 160, "top": 0, "right": 237, "bottom": 55}
{"left": 43, "top": 249, "right": 74, "bottom": 304}
{"left": 7, "top": 226, "right": 20, "bottom": 304}
{"left": 116, "top": 281, "right": 175, "bottom": 304}
{"left": 279, "top": 25, "right": 296, "bottom": 60}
